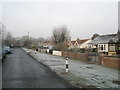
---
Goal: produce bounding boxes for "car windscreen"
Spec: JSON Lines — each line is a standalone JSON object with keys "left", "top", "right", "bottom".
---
{"left": 4, "top": 47, "right": 10, "bottom": 50}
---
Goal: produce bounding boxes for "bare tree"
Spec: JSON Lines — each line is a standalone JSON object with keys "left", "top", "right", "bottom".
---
{"left": 1, "top": 24, "right": 6, "bottom": 40}
{"left": 19, "top": 35, "right": 38, "bottom": 48}
{"left": 3, "top": 32, "right": 13, "bottom": 46}
{"left": 29, "top": 37, "right": 38, "bottom": 47}
{"left": 0, "top": 23, "right": 6, "bottom": 45}
{"left": 0, "top": 23, "right": 17, "bottom": 46}
{"left": 13, "top": 37, "right": 22, "bottom": 46}
{"left": 20, "top": 35, "right": 30, "bottom": 48}
{"left": 52, "top": 25, "right": 71, "bottom": 50}
{"left": 37, "top": 37, "right": 46, "bottom": 44}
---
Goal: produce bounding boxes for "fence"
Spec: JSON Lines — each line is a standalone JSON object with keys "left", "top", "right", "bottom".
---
{"left": 53, "top": 50, "right": 62, "bottom": 56}
{"left": 99, "top": 54, "right": 120, "bottom": 69}
{"left": 37, "top": 48, "right": 47, "bottom": 53}
{"left": 88, "top": 52, "right": 100, "bottom": 63}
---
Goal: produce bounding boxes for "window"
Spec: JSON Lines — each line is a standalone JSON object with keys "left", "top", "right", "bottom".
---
{"left": 116, "top": 44, "right": 120, "bottom": 51}
{"left": 109, "top": 44, "right": 115, "bottom": 51}
{"left": 118, "top": 45, "right": 120, "bottom": 51}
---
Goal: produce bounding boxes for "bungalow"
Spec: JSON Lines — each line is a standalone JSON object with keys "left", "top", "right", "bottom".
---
{"left": 108, "top": 30, "right": 120, "bottom": 55}
{"left": 89, "top": 30, "right": 120, "bottom": 55}
{"left": 80, "top": 39, "right": 92, "bottom": 49}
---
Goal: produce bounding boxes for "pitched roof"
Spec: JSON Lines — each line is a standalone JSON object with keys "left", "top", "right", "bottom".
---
{"left": 109, "top": 30, "right": 120, "bottom": 44}
{"left": 68, "top": 39, "right": 89, "bottom": 45}
{"left": 89, "top": 34, "right": 117, "bottom": 44}
{"left": 77, "top": 39, "right": 89, "bottom": 44}
{"left": 71, "top": 41, "right": 76, "bottom": 44}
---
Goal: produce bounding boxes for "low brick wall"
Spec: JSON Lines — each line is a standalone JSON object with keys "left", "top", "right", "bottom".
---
{"left": 68, "top": 52, "right": 76, "bottom": 59}
{"left": 76, "top": 52, "right": 88, "bottom": 62}
{"left": 62, "top": 51, "right": 88, "bottom": 62}
{"left": 99, "top": 54, "right": 120, "bottom": 69}
{"left": 62, "top": 51, "right": 68, "bottom": 57}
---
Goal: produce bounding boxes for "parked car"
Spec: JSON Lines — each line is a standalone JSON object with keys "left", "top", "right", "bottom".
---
{"left": 3, "top": 46, "right": 11, "bottom": 54}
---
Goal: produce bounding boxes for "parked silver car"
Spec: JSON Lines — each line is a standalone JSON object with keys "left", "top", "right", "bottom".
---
{"left": 3, "top": 46, "right": 11, "bottom": 54}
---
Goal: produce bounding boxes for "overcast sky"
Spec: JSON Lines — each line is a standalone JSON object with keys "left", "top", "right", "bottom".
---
{"left": 0, "top": 1, "right": 118, "bottom": 40}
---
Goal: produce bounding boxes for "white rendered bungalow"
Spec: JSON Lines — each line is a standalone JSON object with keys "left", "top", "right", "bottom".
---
{"left": 89, "top": 30, "right": 119, "bottom": 55}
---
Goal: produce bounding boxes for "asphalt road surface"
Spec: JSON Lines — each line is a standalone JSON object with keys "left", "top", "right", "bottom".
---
{"left": 2, "top": 48, "right": 73, "bottom": 88}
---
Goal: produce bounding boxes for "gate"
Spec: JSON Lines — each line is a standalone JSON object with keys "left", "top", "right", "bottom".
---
{"left": 88, "top": 52, "right": 100, "bottom": 63}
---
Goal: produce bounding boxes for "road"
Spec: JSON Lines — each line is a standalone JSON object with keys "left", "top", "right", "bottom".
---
{"left": 2, "top": 48, "right": 73, "bottom": 88}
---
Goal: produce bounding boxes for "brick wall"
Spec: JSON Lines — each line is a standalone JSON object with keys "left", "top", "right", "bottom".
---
{"left": 62, "top": 51, "right": 68, "bottom": 57}
{"left": 68, "top": 52, "right": 76, "bottom": 59}
{"left": 76, "top": 52, "right": 88, "bottom": 62}
{"left": 99, "top": 54, "right": 120, "bottom": 69}
{"left": 62, "top": 51, "right": 88, "bottom": 62}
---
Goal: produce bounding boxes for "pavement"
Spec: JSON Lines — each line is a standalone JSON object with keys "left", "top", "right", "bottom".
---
{"left": 23, "top": 48, "right": 120, "bottom": 89}
{"left": 2, "top": 48, "right": 73, "bottom": 88}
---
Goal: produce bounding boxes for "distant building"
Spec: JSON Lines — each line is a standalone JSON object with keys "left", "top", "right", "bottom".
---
{"left": 39, "top": 41, "right": 54, "bottom": 49}
{"left": 89, "top": 30, "right": 120, "bottom": 55}
{"left": 68, "top": 38, "right": 90, "bottom": 49}
{"left": 80, "top": 39, "right": 91, "bottom": 49}
{"left": 68, "top": 40, "right": 76, "bottom": 49}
